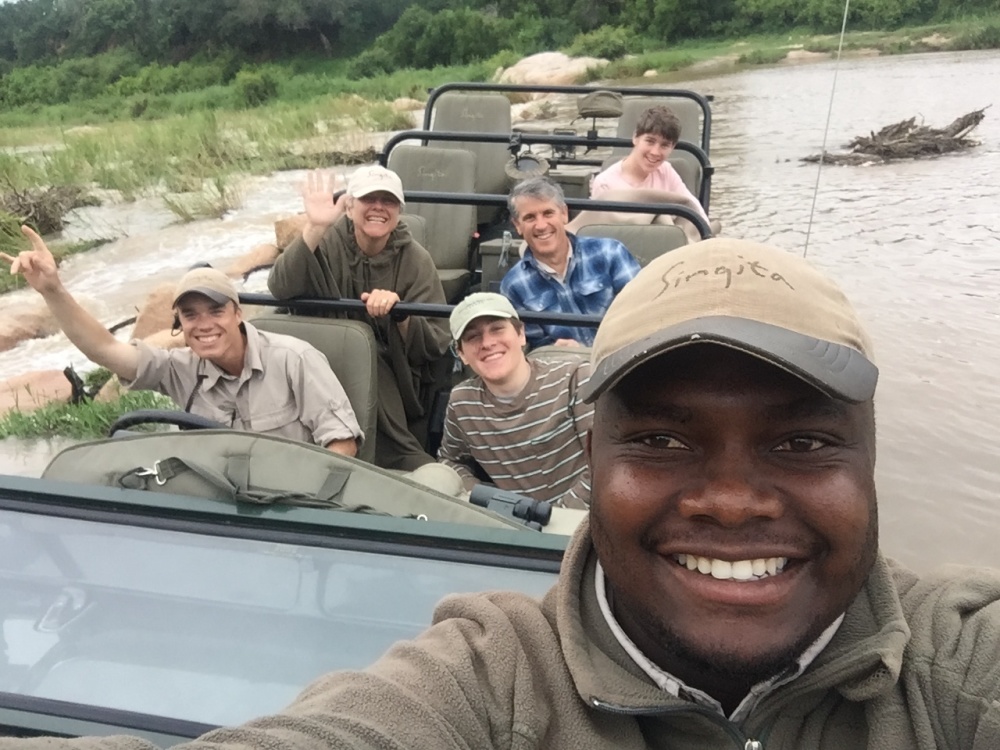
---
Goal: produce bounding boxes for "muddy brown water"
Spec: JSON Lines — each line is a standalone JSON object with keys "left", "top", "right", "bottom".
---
{"left": 1, "top": 50, "right": 998, "bottom": 572}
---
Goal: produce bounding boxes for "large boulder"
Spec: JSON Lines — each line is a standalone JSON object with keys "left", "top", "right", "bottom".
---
{"left": 499, "top": 52, "right": 609, "bottom": 87}
{"left": 0, "top": 303, "right": 60, "bottom": 353}
{"left": 225, "top": 243, "right": 280, "bottom": 278}
{"left": 131, "top": 282, "right": 177, "bottom": 341}
{"left": 0, "top": 370, "right": 73, "bottom": 415}
{"left": 273, "top": 214, "right": 308, "bottom": 250}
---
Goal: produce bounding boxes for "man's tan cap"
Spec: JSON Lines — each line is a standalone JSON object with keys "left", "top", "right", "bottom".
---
{"left": 450, "top": 292, "right": 519, "bottom": 341}
{"left": 172, "top": 267, "right": 240, "bottom": 308}
{"left": 580, "top": 238, "right": 878, "bottom": 403}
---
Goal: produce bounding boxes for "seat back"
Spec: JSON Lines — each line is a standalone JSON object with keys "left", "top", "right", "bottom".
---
{"left": 608, "top": 96, "right": 706, "bottom": 199}
{"left": 251, "top": 315, "right": 378, "bottom": 464}
{"left": 615, "top": 96, "right": 705, "bottom": 148}
{"left": 429, "top": 92, "right": 513, "bottom": 225}
{"left": 576, "top": 223, "right": 688, "bottom": 267}
{"left": 388, "top": 145, "right": 477, "bottom": 303}
{"left": 600, "top": 148, "right": 702, "bottom": 200}
{"left": 399, "top": 213, "right": 427, "bottom": 247}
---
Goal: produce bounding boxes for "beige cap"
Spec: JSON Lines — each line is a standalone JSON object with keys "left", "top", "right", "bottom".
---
{"left": 450, "top": 292, "right": 519, "bottom": 341}
{"left": 348, "top": 165, "right": 405, "bottom": 205}
{"left": 581, "top": 238, "right": 878, "bottom": 404}
{"left": 172, "top": 267, "right": 240, "bottom": 308}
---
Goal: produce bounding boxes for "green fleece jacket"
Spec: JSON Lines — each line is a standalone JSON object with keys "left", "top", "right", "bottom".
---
{"left": 6, "top": 519, "right": 1000, "bottom": 750}
{"left": 268, "top": 216, "right": 450, "bottom": 415}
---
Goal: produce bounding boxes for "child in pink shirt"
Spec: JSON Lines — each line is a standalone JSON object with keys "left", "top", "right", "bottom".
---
{"left": 591, "top": 105, "right": 709, "bottom": 223}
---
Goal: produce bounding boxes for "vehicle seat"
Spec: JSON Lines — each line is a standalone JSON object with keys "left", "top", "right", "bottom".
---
{"left": 601, "top": 149, "right": 703, "bottom": 203}
{"left": 387, "top": 145, "right": 477, "bottom": 303}
{"left": 252, "top": 315, "right": 378, "bottom": 464}
{"left": 609, "top": 97, "right": 707, "bottom": 200}
{"left": 429, "top": 92, "right": 513, "bottom": 225}
{"left": 576, "top": 224, "right": 688, "bottom": 267}
{"left": 616, "top": 96, "right": 705, "bottom": 149}
{"left": 399, "top": 213, "right": 427, "bottom": 247}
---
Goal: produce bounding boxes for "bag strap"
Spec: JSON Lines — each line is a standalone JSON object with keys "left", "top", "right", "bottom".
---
{"left": 117, "top": 456, "right": 380, "bottom": 513}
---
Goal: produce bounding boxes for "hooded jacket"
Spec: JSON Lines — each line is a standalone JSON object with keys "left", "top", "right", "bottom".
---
{"left": 7, "top": 519, "right": 1000, "bottom": 750}
{"left": 268, "top": 216, "right": 450, "bottom": 417}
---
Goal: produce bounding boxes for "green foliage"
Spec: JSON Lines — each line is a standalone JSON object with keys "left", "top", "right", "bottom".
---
{"left": 949, "top": 23, "right": 1000, "bottom": 50}
{"left": 234, "top": 69, "right": 280, "bottom": 108}
{"left": 362, "top": 104, "right": 415, "bottom": 132}
{"left": 354, "top": 6, "right": 516, "bottom": 75}
{"left": 0, "top": 390, "right": 177, "bottom": 440}
{"left": 83, "top": 367, "right": 113, "bottom": 391}
{"left": 505, "top": 12, "right": 578, "bottom": 53}
{"left": 566, "top": 25, "right": 637, "bottom": 59}
{"left": 730, "top": 0, "right": 802, "bottom": 32}
{"left": 347, "top": 47, "right": 395, "bottom": 78}
{"left": 738, "top": 48, "right": 788, "bottom": 64}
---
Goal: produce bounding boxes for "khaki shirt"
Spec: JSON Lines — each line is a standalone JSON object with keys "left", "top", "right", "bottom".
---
{"left": 125, "top": 322, "right": 362, "bottom": 448}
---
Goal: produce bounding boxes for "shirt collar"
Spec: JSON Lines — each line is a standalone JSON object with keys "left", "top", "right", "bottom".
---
{"left": 524, "top": 233, "right": 577, "bottom": 283}
{"left": 595, "top": 561, "right": 844, "bottom": 722}
{"left": 198, "top": 322, "right": 259, "bottom": 389}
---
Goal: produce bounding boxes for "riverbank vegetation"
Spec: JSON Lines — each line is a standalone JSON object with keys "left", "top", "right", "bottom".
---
{"left": 0, "top": 0, "right": 998, "bottom": 256}
{"left": 0, "top": 389, "right": 174, "bottom": 440}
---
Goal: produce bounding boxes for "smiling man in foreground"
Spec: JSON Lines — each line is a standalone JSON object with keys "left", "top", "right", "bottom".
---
{"left": 4, "top": 238, "right": 999, "bottom": 749}
{"left": 1, "top": 227, "right": 362, "bottom": 456}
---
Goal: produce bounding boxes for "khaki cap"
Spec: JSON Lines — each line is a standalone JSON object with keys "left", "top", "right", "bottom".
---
{"left": 450, "top": 292, "right": 519, "bottom": 341}
{"left": 348, "top": 165, "right": 405, "bottom": 205}
{"left": 580, "top": 238, "right": 878, "bottom": 404}
{"left": 172, "top": 267, "right": 240, "bottom": 308}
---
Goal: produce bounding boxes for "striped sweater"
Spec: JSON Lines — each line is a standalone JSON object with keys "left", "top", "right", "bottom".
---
{"left": 437, "top": 358, "right": 592, "bottom": 508}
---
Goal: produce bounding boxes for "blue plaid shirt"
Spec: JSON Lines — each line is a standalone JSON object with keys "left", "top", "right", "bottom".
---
{"left": 500, "top": 233, "right": 641, "bottom": 348}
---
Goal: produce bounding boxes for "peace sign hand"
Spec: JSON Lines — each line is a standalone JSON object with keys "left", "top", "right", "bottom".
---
{"left": 0, "top": 225, "right": 63, "bottom": 295}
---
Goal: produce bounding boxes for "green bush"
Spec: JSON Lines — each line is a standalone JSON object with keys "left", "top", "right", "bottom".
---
{"left": 949, "top": 23, "right": 1000, "bottom": 50}
{"left": 234, "top": 69, "right": 279, "bottom": 108}
{"left": 347, "top": 47, "right": 394, "bottom": 79}
{"left": 566, "top": 25, "right": 637, "bottom": 59}
{"left": 358, "top": 6, "right": 515, "bottom": 71}
{"left": 737, "top": 48, "right": 788, "bottom": 64}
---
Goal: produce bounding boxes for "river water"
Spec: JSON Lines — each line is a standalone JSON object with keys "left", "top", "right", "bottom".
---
{"left": 1, "top": 50, "right": 998, "bottom": 571}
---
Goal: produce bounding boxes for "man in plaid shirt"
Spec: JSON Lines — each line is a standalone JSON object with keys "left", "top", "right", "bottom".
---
{"left": 500, "top": 177, "right": 641, "bottom": 349}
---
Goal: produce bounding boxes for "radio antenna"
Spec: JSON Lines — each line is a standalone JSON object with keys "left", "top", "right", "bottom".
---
{"left": 804, "top": 0, "right": 852, "bottom": 258}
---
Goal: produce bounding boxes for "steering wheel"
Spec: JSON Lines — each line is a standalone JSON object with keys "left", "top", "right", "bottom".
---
{"left": 107, "top": 409, "right": 230, "bottom": 437}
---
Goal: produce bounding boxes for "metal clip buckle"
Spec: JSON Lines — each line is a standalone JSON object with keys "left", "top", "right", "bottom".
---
{"left": 134, "top": 460, "right": 167, "bottom": 486}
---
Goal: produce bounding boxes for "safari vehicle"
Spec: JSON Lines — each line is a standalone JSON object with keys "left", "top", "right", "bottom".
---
{"left": 0, "top": 462, "right": 565, "bottom": 744}
{"left": 376, "top": 81, "right": 715, "bottom": 302}
{"left": 0, "top": 82, "right": 716, "bottom": 743}
{"left": 0, "top": 303, "right": 584, "bottom": 744}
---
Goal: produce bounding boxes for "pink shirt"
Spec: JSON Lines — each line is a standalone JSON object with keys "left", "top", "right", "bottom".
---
{"left": 591, "top": 159, "right": 709, "bottom": 222}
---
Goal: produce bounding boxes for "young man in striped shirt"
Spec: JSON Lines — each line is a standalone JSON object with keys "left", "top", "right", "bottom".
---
{"left": 437, "top": 293, "right": 592, "bottom": 508}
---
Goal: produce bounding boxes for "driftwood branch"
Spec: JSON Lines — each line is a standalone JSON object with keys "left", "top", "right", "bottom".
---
{"left": 0, "top": 179, "right": 99, "bottom": 234}
{"left": 802, "top": 107, "right": 989, "bottom": 165}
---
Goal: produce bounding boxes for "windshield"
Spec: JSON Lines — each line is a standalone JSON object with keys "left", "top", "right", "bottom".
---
{"left": 0, "top": 507, "right": 556, "bottom": 728}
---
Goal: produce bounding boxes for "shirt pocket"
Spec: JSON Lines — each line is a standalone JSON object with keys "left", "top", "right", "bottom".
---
{"left": 520, "top": 288, "right": 559, "bottom": 313}
{"left": 191, "top": 399, "right": 236, "bottom": 427}
{"left": 575, "top": 281, "right": 613, "bottom": 312}
{"left": 249, "top": 398, "right": 299, "bottom": 434}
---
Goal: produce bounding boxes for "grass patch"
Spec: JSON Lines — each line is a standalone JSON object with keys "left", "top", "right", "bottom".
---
{"left": 163, "top": 174, "right": 246, "bottom": 222}
{"left": 0, "top": 390, "right": 177, "bottom": 440}
{"left": 949, "top": 23, "right": 1000, "bottom": 51}
{"left": 738, "top": 48, "right": 788, "bottom": 65}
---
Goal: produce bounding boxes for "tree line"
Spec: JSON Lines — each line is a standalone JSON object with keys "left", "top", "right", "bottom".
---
{"left": 2, "top": 0, "right": 995, "bottom": 72}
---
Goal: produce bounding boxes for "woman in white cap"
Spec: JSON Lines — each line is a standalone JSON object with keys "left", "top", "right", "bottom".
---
{"left": 268, "top": 166, "right": 450, "bottom": 471}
